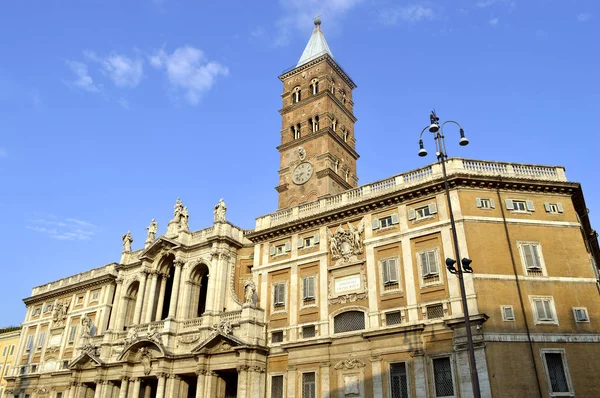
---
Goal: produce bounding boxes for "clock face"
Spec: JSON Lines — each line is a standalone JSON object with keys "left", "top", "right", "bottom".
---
{"left": 292, "top": 162, "right": 314, "bottom": 185}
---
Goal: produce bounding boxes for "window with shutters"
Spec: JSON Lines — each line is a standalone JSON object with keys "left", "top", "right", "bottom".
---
{"left": 530, "top": 296, "right": 557, "bottom": 325}
{"left": 518, "top": 242, "right": 546, "bottom": 276}
{"left": 475, "top": 197, "right": 495, "bottom": 209}
{"left": 271, "top": 242, "right": 291, "bottom": 257}
{"left": 302, "top": 372, "right": 316, "bottom": 398}
{"left": 68, "top": 325, "right": 78, "bottom": 343}
{"left": 389, "top": 362, "right": 409, "bottom": 398}
{"left": 44, "top": 303, "right": 54, "bottom": 313}
{"left": 506, "top": 199, "right": 534, "bottom": 212}
{"left": 37, "top": 332, "right": 45, "bottom": 349}
{"left": 302, "top": 276, "right": 317, "bottom": 306}
{"left": 544, "top": 202, "right": 564, "bottom": 214}
{"left": 372, "top": 213, "right": 399, "bottom": 230}
{"left": 25, "top": 335, "right": 33, "bottom": 351}
{"left": 417, "top": 249, "right": 441, "bottom": 286}
{"left": 302, "top": 325, "right": 316, "bottom": 338}
{"left": 297, "top": 233, "right": 320, "bottom": 250}
{"left": 271, "top": 331, "right": 284, "bottom": 343}
{"left": 541, "top": 350, "right": 574, "bottom": 396}
{"left": 501, "top": 305, "right": 515, "bottom": 321}
{"left": 271, "top": 375, "right": 284, "bottom": 398}
{"left": 386, "top": 311, "right": 402, "bottom": 326}
{"left": 380, "top": 257, "right": 401, "bottom": 293}
{"left": 272, "top": 283, "right": 287, "bottom": 311}
{"left": 408, "top": 203, "right": 437, "bottom": 223}
{"left": 573, "top": 307, "right": 589, "bottom": 322}
{"left": 333, "top": 311, "right": 366, "bottom": 334}
{"left": 432, "top": 357, "right": 455, "bottom": 397}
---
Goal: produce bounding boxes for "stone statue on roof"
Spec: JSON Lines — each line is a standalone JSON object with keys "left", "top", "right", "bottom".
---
{"left": 146, "top": 219, "right": 158, "bottom": 242}
{"left": 122, "top": 231, "right": 133, "bottom": 252}
{"left": 214, "top": 198, "right": 227, "bottom": 223}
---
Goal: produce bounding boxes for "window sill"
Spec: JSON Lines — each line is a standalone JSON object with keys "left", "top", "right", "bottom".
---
{"left": 376, "top": 225, "right": 398, "bottom": 232}
{"left": 534, "top": 320, "right": 559, "bottom": 326}
{"left": 381, "top": 289, "right": 403, "bottom": 297}
{"left": 510, "top": 210, "right": 532, "bottom": 215}
{"left": 411, "top": 215, "right": 435, "bottom": 225}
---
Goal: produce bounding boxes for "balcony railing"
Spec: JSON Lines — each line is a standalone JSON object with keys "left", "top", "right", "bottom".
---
{"left": 254, "top": 158, "right": 567, "bottom": 231}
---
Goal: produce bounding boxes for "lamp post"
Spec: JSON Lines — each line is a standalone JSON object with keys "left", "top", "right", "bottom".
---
{"left": 418, "top": 110, "right": 481, "bottom": 398}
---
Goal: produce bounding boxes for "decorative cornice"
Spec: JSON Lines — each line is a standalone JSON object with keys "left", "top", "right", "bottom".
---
{"left": 24, "top": 274, "right": 116, "bottom": 305}
{"left": 279, "top": 54, "right": 356, "bottom": 90}
{"left": 316, "top": 168, "right": 353, "bottom": 190}
{"left": 276, "top": 127, "right": 359, "bottom": 161}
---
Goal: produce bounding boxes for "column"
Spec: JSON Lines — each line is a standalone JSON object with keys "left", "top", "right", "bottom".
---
{"left": 215, "top": 252, "right": 230, "bottom": 312}
{"left": 115, "top": 295, "right": 128, "bottom": 331}
{"left": 140, "top": 272, "right": 153, "bottom": 323}
{"left": 370, "top": 356, "right": 383, "bottom": 398}
{"left": 206, "top": 253, "right": 219, "bottom": 313}
{"left": 144, "top": 271, "right": 159, "bottom": 323}
{"left": 195, "top": 370, "right": 206, "bottom": 398}
{"left": 205, "top": 372, "right": 218, "bottom": 398}
{"left": 67, "top": 382, "right": 78, "bottom": 398}
{"left": 77, "top": 384, "right": 88, "bottom": 398}
{"left": 320, "top": 362, "right": 331, "bottom": 398}
{"left": 94, "top": 380, "right": 103, "bottom": 398}
{"left": 165, "top": 374, "right": 181, "bottom": 397}
{"left": 102, "top": 381, "right": 114, "bottom": 398}
{"left": 236, "top": 366, "right": 249, "bottom": 398}
{"left": 287, "top": 366, "right": 296, "bottom": 398}
{"left": 156, "top": 374, "right": 167, "bottom": 398}
{"left": 133, "top": 269, "right": 149, "bottom": 324}
{"left": 130, "top": 378, "right": 141, "bottom": 398}
{"left": 108, "top": 278, "right": 124, "bottom": 330}
{"left": 118, "top": 377, "right": 129, "bottom": 398}
{"left": 143, "top": 384, "right": 152, "bottom": 398}
{"left": 154, "top": 273, "right": 168, "bottom": 321}
{"left": 168, "top": 261, "right": 184, "bottom": 318}
{"left": 181, "top": 281, "right": 193, "bottom": 320}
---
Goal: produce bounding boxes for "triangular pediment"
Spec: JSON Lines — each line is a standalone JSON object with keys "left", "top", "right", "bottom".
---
{"left": 192, "top": 332, "right": 245, "bottom": 354}
{"left": 138, "top": 237, "right": 180, "bottom": 261}
{"left": 69, "top": 350, "right": 103, "bottom": 369}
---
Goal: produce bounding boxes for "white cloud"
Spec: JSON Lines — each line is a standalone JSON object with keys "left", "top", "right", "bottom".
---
{"left": 102, "top": 55, "right": 144, "bottom": 88}
{"left": 577, "top": 13, "right": 592, "bottom": 22}
{"left": 380, "top": 5, "right": 435, "bottom": 25}
{"left": 65, "top": 61, "right": 101, "bottom": 93}
{"left": 27, "top": 216, "right": 100, "bottom": 241}
{"left": 476, "top": 0, "right": 515, "bottom": 8}
{"left": 489, "top": 17, "right": 499, "bottom": 26}
{"left": 150, "top": 46, "right": 229, "bottom": 105}
{"left": 274, "top": 0, "right": 363, "bottom": 47}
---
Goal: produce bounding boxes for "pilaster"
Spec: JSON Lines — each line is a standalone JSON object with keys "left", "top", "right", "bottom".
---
{"left": 168, "top": 260, "right": 184, "bottom": 318}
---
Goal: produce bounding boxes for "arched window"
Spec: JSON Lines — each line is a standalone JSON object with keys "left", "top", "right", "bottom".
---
{"left": 292, "top": 87, "right": 301, "bottom": 104}
{"left": 332, "top": 118, "right": 337, "bottom": 132}
{"left": 311, "top": 116, "right": 319, "bottom": 133}
{"left": 343, "top": 130, "right": 349, "bottom": 143}
{"left": 123, "top": 282, "right": 139, "bottom": 329}
{"left": 310, "top": 79, "right": 319, "bottom": 95}
{"left": 188, "top": 263, "right": 209, "bottom": 318}
{"left": 158, "top": 255, "right": 176, "bottom": 320}
{"left": 292, "top": 124, "right": 301, "bottom": 140}
{"left": 333, "top": 311, "right": 365, "bottom": 333}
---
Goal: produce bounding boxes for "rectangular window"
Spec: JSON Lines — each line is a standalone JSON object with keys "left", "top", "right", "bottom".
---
{"left": 302, "top": 276, "right": 316, "bottom": 304}
{"left": 544, "top": 202, "right": 564, "bottom": 214}
{"left": 380, "top": 215, "right": 394, "bottom": 228}
{"left": 31, "top": 364, "right": 38, "bottom": 373}
{"left": 25, "top": 335, "right": 34, "bottom": 351}
{"left": 44, "top": 304, "right": 53, "bottom": 313}
{"left": 302, "top": 325, "right": 316, "bottom": 338}
{"left": 520, "top": 243, "right": 544, "bottom": 276}
{"left": 386, "top": 311, "right": 402, "bottom": 326}
{"left": 271, "top": 375, "right": 284, "bottom": 398}
{"left": 271, "top": 331, "right": 284, "bottom": 343}
{"left": 90, "top": 291, "right": 100, "bottom": 302}
{"left": 543, "top": 351, "right": 572, "bottom": 394}
{"left": 432, "top": 357, "right": 454, "bottom": 397}
{"left": 302, "top": 372, "right": 316, "bottom": 398}
{"left": 9, "top": 345, "right": 14, "bottom": 355}
{"left": 273, "top": 283, "right": 286, "bottom": 309}
{"left": 77, "top": 295, "right": 84, "bottom": 305}
{"left": 573, "top": 307, "right": 589, "bottom": 322}
{"left": 373, "top": 213, "right": 399, "bottom": 229}
{"left": 56, "top": 393, "right": 63, "bottom": 398}
{"left": 416, "top": 206, "right": 432, "bottom": 219}
{"left": 502, "top": 305, "right": 515, "bottom": 321}
{"left": 2, "top": 346, "right": 6, "bottom": 356}
{"left": 532, "top": 297, "right": 556, "bottom": 324}
{"left": 4, "top": 365, "right": 8, "bottom": 376}
{"left": 390, "top": 362, "right": 409, "bottom": 398}
{"left": 506, "top": 199, "right": 534, "bottom": 212}
{"left": 427, "top": 304, "right": 444, "bottom": 319}
{"left": 476, "top": 197, "right": 495, "bottom": 209}
{"left": 37, "top": 332, "right": 46, "bottom": 349}
{"left": 419, "top": 249, "right": 440, "bottom": 285}
{"left": 68, "top": 325, "right": 78, "bottom": 343}
{"left": 381, "top": 258, "right": 399, "bottom": 291}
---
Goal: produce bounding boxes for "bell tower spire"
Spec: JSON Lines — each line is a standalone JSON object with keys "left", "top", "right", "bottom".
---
{"left": 276, "top": 19, "right": 359, "bottom": 209}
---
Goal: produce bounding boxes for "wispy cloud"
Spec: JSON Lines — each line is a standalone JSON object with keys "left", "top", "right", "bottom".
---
{"left": 27, "top": 216, "right": 100, "bottom": 241}
{"left": 476, "top": 0, "right": 515, "bottom": 8}
{"left": 150, "top": 46, "right": 229, "bottom": 105}
{"left": 380, "top": 5, "right": 436, "bottom": 25}
{"left": 117, "top": 97, "right": 130, "bottom": 109}
{"left": 577, "top": 13, "right": 592, "bottom": 22}
{"left": 85, "top": 51, "right": 144, "bottom": 88}
{"left": 274, "top": 0, "right": 363, "bottom": 47}
{"left": 489, "top": 17, "right": 499, "bottom": 26}
{"left": 65, "top": 61, "right": 101, "bottom": 93}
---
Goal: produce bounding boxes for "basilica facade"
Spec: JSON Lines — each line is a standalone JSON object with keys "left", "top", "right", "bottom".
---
{"left": 4, "top": 19, "right": 600, "bottom": 398}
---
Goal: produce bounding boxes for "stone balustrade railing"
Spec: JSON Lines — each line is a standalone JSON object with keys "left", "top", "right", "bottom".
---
{"left": 31, "top": 264, "right": 117, "bottom": 296}
{"left": 254, "top": 158, "right": 567, "bottom": 231}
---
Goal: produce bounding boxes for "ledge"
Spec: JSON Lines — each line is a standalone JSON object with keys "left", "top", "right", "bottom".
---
{"left": 281, "top": 338, "right": 333, "bottom": 351}
{"left": 362, "top": 324, "right": 426, "bottom": 340}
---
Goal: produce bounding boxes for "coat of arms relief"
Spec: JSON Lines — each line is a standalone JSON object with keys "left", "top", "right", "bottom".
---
{"left": 327, "top": 218, "right": 365, "bottom": 267}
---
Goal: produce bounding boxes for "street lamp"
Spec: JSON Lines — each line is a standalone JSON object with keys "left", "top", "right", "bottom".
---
{"left": 418, "top": 110, "right": 481, "bottom": 398}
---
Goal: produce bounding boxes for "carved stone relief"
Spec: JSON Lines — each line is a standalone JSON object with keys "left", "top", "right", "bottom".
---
{"left": 327, "top": 218, "right": 365, "bottom": 266}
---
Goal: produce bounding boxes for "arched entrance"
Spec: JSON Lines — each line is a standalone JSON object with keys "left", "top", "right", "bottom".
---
{"left": 188, "top": 263, "right": 209, "bottom": 318}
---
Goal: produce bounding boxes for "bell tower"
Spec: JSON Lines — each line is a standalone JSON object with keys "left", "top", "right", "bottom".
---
{"left": 276, "top": 18, "right": 359, "bottom": 209}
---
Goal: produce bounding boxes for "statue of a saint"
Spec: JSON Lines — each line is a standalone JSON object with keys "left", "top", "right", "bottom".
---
{"left": 244, "top": 279, "right": 256, "bottom": 304}
{"left": 122, "top": 231, "right": 133, "bottom": 252}
{"left": 52, "top": 300, "right": 68, "bottom": 327}
{"left": 146, "top": 219, "right": 158, "bottom": 242}
{"left": 173, "top": 198, "right": 184, "bottom": 223}
{"left": 214, "top": 199, "right": 227, "bottom": 223}
{"left": 181, "top": 206, "right": 189, "bottom": 230}
{"left": 81, "top": 314, "right": 92, "bottom": 337}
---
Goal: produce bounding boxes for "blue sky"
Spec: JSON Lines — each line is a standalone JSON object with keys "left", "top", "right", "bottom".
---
{"left": 0, "top": 0, "right": 598, "bottom": 326}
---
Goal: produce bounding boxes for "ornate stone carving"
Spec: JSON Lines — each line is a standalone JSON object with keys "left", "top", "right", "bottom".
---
{"left": 148, "top": 325, "right": 163, "bottom": 345}
{"left": 211, "top": 319, "right": 233, "bottom": 335}
{"left": 214, "top": 198, "right": 227, "bottom": 223}
{"left": 138, "top": 347, "right": 153, "bottom": 375}
{"left": 122, "top": 231, "right": 133, "bottom": 252}
{"left": 81, "top": 342, "right": 100, "bottom": 357}
{"left": 80, "top": 314, "right": 92, "bottom": 337}
{"left": 334, "top": 358, "right": 366, "bottom": 370}
{"left": 327, "top": 218, "right": 365, "bottom": 265}
{"left": 177, "top": 333, "right": 202, "bottom": 345}
{"left": 124, "top": 327, "right": 139, "bottom": 345}
{"left": 181, "top": 206, "right": 190, "bottom": 230}
{"left": 328, "top": 291, "right": 368, "bottom": 305}
{"left": 34, "top": 387, "right": 49, "bottom": 394}
{"left": 297, "top": 147, "right": 306, "bottom": 161}
{"left": 52, "top": 299, "right": 69, "bottom": 327}
{"left": 244, "top": 278, "right": 256, "bottom": 304}
{"left": 196, "top": 369, "right": 208, "bottom": 376}
{"left": 45, "top": 345, "right": 60, "bottom": 355}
